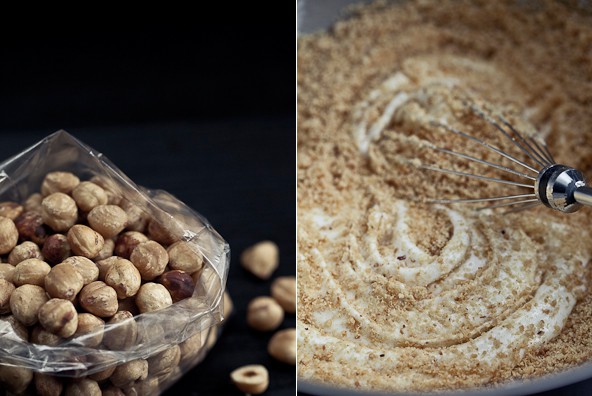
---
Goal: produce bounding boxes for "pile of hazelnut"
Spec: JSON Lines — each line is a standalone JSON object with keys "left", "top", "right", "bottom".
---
{"left": 0, "top": 171, "right": 218, "bottom": 396}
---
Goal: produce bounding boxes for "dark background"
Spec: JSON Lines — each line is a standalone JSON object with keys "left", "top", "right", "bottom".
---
{"left": 0, "top": 20, "right": 295, "bottom": 396}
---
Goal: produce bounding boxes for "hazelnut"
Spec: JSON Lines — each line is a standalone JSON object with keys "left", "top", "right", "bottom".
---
{"left": 158, "top": 270, "right": 195, "bottom": 302}
{"left": 64, "top": 378, "right": 101, "bottom": 396}
{"left": 94, "top": 238, "right": 115, "bottom": 261}
{"left": 130, "top": 241, "right": 168, "bottom": 280}
{"left": 87, "top": 205, "right": 128, "bottom": 238}
{"left": 42, "top": 234, "right": 71, "bottom": 264}
{"left": 3, "top": 315, "right": 28, "bottom": 341}
{"left": 240, "top": 240, "right": 279, "bottom": 279}
{"left": 123, "top": 377, "right": 159, "bottom": 396}
{"left": 73, "top": 313, "right": 104, "bottom": 347}
{"left": 0, "top": 216, "right": 18, "bottom": 255}
{"left": 230, "top": 364, "right": 269, "bottom": 395}
{"left": 110, "top": 359, "right": 148, "bottom": 388}
{"left": 14, "top": 211, "right": 48, "bottom": 244}
{"left": 147, "top": 218, "right": 178, "bottom": 245}
{"left": 10, "top": 284, "right": 48, "bottom": 326}
{"left": 114, "top": 231, "right": 148, "bottom": 259}
{"left": 136, "top": 283, "right": 173, "bottom": 313}
{"left": 41, "top": 171, "right": 80, "bottom": 196}
{"left": 247, "top": 296, "right": 284, "bottom": 332}
{"left": 71, "top": 181, "right": 108, "bottom": 212}
{"left": 8, "top": 241, "right": 44, "bottom": 265}
{"left": 67, "top": 224, "right": 105, "bottom": 259}
{"left": 103, "top": 310, "right": 137, "bottom": 350}
{"left": 45, "top": 263, "right": 84, "bottom": 301}
{"left": 89, "top": 175, "right": 121, "bottom": 205}
{"left": 79, "top": 281, "right": 118, "bottom": 317}
{"left": 35, "top": 373, "right": 63, "bottom": 396}
{"left": 89, "top": 365, "right": 117, "bottom": 382}
{"left": 38, "top": 298, "right": 78, "bottom": 338}
{"left": 13, "top": 259, "right": 51, "bottom": 287}
{"left": 0, "top": 201, "right": 23, "bottom": 220}
{"left": 271, "top": 276, "right": 296, "bottom": 314}
{"left": 147, "top": 345, "right": 181, "bottom": 379}
{"left": 268, "top": 328, "right": 296, "bottom": 365}
{"left": 117, "top": 297, "right": 139, "bottom": 315}
{"left": 101, "top": 386, "right": 125, "bottom": 396}
{"left": 0, "top": 365, "right": 33, "bottom": 394}
{"left": 0, "top": 263, "right": 16, "bottom": 283}
{"left": 180, "top": 332, "right": 205, "bottom": 363}
{"left": 96, "top": 256, "right": 126, "bottom": 281}
{"left": 41, "top": 192, "right": 78, "bottom": 232}
{"left": 24, "top": 193, "right": 43, "bottom": 213}
{"left": 62, "top": 256, "right": 99, "bottom": 285}
{"left": 167, "top": 241, "right": 204, "bottom": 273}
{"left": 0, "top": 279, "right": 15, "bottom": 314}
{"left": 105, "top": 258, "right": 141, "bottom": 299}
{"left": 120, "top": 200, "right": 149, "bottom": 232}
{"left": 31, "top": 326, "right": 62, "bottom": 346}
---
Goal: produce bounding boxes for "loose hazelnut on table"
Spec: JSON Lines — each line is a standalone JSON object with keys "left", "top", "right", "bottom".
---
{"left": 0, "top": 263, "right": 16, "bottom": 283}
{"left": 105, "top": 258, "right": 142, "bottom": 299}
{"left": 8, "top": 241, "right": 44, "bottom": 265}
{"left": 87, "top": 204, "right": 128, "bottom": 239}
{"left": 110, "top": 359, "right": 148, "bottom": 388}
{"left": 14, "top": 211, "right": 48, "bottom": 245}
{"left": 103, "top": 310, "right": 137, "bottom": 350}
{"left": 13, "top": 259, "right": 51, "bottom": 287}
{"left": 79, "top": 281, "right": 118, "bottom": 318}
{"left": 130, "top": 241, "right": 169, "bottom": 280}
{"left": 9, "top": 284, "right": 48, "bottom": 326}
{"left": 74, "top": 313, "right": 104, "bottom": 347}
{"left": 41, "top": 192, "right": 78, "bottom": 232}
{"left": 67, "top": 224, "right": 105, "bottom": 259}
{"left": 64, "top": 378, "right": 101, "bottom": 396}
{"left": 42, "top": 234, "right": 70, "bottom": 264}
{"left": 240, "top": 240, "right": 279, "bottom": 280}
{"left": 35, "top": 373, "right": 63, "bottom": 396}
{"left": 62, "top": 256, "right": 99, "bottom": 285}
{"left": 0, "top": 279, "right": 15, "bottom": 314}
{"left": 136, "top": 282, "right": 173, "bottom": 313}
{"left": 271, "top": 276, "right": 296, "bottom": 314}
{"left": 230, "top": 364, "right": 269, "bottom": 395}
{"left": 71, "top": 181, "right": 108, "bottom": 212}
{"left": 0, "top": 216, "right": 18, "bottom": 255}
{"left": 159, "top": 269, "right": 195, "bottom": 302}
{"left": 167, "top": 241, "right": 204, "bottom": 273}
{"left": 247, "top": 296, "right": 284, "bottom": 332}
{"left": 38, "top": 298, "right": 78, "bottom": 338}
{"left": 41, "top": 171, "right": 80, "bottom": 196}
{"left": 268, "top": 328, "right": 296, "bottom": 365}
{"left": 45, "top": 263, "right": 84, "bottom": 301}
{"left": 0, "top": 201, "right": 23, "bottom": 220}
{"left": 0, "top": 364, "right": 33, "bottom": 394}
{"left": 114, "top": 231, "right": 148, "bottom": 259}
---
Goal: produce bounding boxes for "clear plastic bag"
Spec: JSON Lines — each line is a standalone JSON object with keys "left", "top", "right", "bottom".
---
{"left": 0, "top": 131, "right": 230, "bottom": 395}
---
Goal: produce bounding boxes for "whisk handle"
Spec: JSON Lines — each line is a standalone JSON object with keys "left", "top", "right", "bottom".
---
{"left": 574, "top": 186, "right": 592, "bottom": 208}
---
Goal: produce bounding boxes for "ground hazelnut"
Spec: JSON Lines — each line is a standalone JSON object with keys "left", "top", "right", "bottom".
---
{"left": 61, "top": 256, "right": 99, "bottom": 285}
{"left": 89, "top": 365, "right": 117, "bottom": 382}
{"left": 130, "top": 241, "right": 168, "bottom": 280}
{"left": 148, "top": 345, "right": 181, "bottom": 379}
{"left": 10, "top": 284, "right": 48, "bottom": 326}
{"left": 31, "top": 326, "right": 62, "bottom": 346}
{"left": 89, "top": 175, "right": 121, "bottom": 205}
{"left": 71, "top": 181, "right": 108, "bottom": 212}
{"left": 0, "top": 201, "right": 23, "bottom": 220}
{"left": 0, "top": 263, "right": 16, "bottom": 283}
{"left": 67, "top": 224, "right": 105, "bottom": 259}
{"left": 0, "top": 279, "right": 15, "bottom": 314}
{"left": 8, "top": 241, "right": 44, "bottom": 265}
{"left": 0, "top": 216, "right": 18, "bottom": 255}
{"left": 110, "top": 359, "right": 148, "bottom": 388}
{"left": 38, "top": 298, "right": 78, "bottom": 337}
{"left": 41, "top": 192, "right": 78, "bottom": 232}
{"left": 13, "top": 259, "right": 51, "bottom": 287}
{"left": 79, "top": 281, "right": 118, "bottom": 317}
{"left": 247, "top": 296, "right": 284, "bottom": 331}
{"left": 158, "top": 269, "right": 195, "bottom": 302}
{"left": 240, "top": 240, "right": 279, "bottom": 279}
{"left": 103, "top": 310, "right": 137, "bottom": 350}
{"left": 120, "top": 200, "right": 149, "bottom": 232}
{"left": 64, "top": 378, "right": 101, "bottom": 396}
{"left": 3, "top": 315, "right": 28, "bottom": 341}
{"left": 14, "top": 211, "right": 48, "bottom": 244}
{"left": 230, "top": 364, "right": 269, "bottom": 395}
{"left": 73, "top": 313, "right": 104, "bottom": 347}
{"left": 42, "top": 234, "right": 70, "bottom": 264}
{"left": 147, "top": 219, "right": 178, "bottom": 245}
{"left": 87, "top": 205, "right": 128, "bottom": 238}
{"left": 167, "top": 241, "right": 204, "bottom": 273}
{"left": 101, "top": 386, "right": 125, "bottom": 396}
{"left": 45, "top": 263, "right": 84, "bottom": 301}
{"left": 0, "top": 365, "right": 33, "bottom": 394}
{"left": 114, "top": 231, "right": 148, "bottom": 259}
{"left": 105, "top": 258, "right": 141, "bottom": 299}
{"left": 268, "top": 328, "right": 296, "bottom": 365}
{"left": 35, "top": 373, "right": 63, "bottom": 396}
{"left": 95, "top": 238, "right": 115, "bottom": 261}
{"left": 41, "top": 171, "right": 80, "bottom": 196}
{"left": 24, "top": 193, "right": 43, "bottom": 213}
{"left": 136, "top": 282, "right": 173, "bottom": 313}
{"left": 271, "top": 276, "right": 295, "bottom": 314}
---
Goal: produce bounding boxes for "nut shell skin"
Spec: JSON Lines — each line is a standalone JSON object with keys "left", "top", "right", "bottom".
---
{"left": 0, "top": 201, "right": 23, "bottom": 220}
{"left": 158, "top": 270, "right": 195, "bottom": 302}
{"left": 79, "top": 281, "right": 118, "bottom": 317}
{"left": 38, "top": 298, "right": 78, "bottom": 338}
{"left": 41, "top": 172, "right": 80, "bottom": 196}
{"left": 105, "top": 258, "right": 142, "bottom": 299}
{"left": 41, "top": 193, "right": 78, "bottom": 232}
{"left": 13, "top": 259, "right": 51, "bottom": 287}
{"left": 14, "top": 211, "right": 48, "bottom": 245}
{"left": 0, "top": 279, "right": 15, "bottom": 314}
{"left": 45, "top": 263, "right": 84, "bottom": 301}
{"left": 10, "top": 284, "right": 49, "bottom": 326}
{"left": 42, "top": 234, "right": 70, "bottom": 264}
{"left": 87, "top": 205, "right": 128, "bottom": 239}
{"left": 130, "top": 241, "right": 169, "bottom": 281}
{"left": 167, "top": 241, "right": 204, "bottom": 273}
{"left": 0, "top": 216, "right": 18, "bottom": 255}
{"left": 8, "top": 241, "right": 43, "bottom": 265}
{"left": 71, "top": 181, "right": 108, "bottom": 212}
{"left": 136, "top": 283, "right": 173, "bottom": 313}
{"left": 114, "top": 231, "right": 148, "bottom": 259}
{"left": 67, "top": 225, "right": 105, "bottom": 259}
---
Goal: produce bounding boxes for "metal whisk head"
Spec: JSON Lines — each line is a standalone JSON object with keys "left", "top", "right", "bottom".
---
{"left": 421, "top": 103, "right": 592, "bottom": 214}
